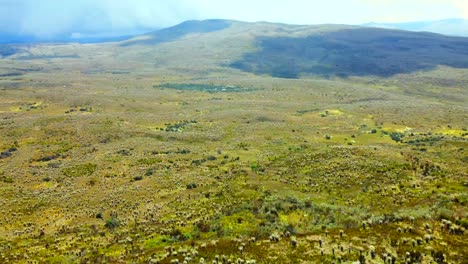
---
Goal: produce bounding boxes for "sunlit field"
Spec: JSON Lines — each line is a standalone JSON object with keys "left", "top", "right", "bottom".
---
{"left": 0, "top": 21, "right": 467, "bottom": 263}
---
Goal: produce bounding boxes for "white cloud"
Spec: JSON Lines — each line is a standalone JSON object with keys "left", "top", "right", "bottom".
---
{"left": 451, "top": 0, "right": 468, "bottom": 18}
{"left": 355, "top": 0, "right": 462, "bottom": 22}
{"left": 7, "top": 0, "right": 200, "bottom": 38}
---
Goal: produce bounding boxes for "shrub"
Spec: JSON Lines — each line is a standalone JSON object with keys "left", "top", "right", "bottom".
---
{"left": 137, "top": 158, "right": 162, "bottom": 165}
{"left": 250, "top": 163, "right": 259, "bottom": 170}
{"left": 133, "top": 176, "right": 143, "bottom": 181}
{"left": 191, "top": 159, "right": 206, "bottom": 166}
{"left": 390, "top": 132, "right": 404, "bottom": 142}
{"left": 116, "top": 149, "right": 131, "bottom": 156}
{"left": 186, "top": 183, "right": 198, "bottom": 189}
{"left": 2, "top": 176, "right": 13, "bottom": 183}
{"left": 62, "top": 163, "right": 97, "bottom": 177}
{"left": 196, "top": 221, "right": 211, "bottom": 233}
{"left": 457, "top": 219, "right": 468, "bottom": 229}
{"left": 105, "top": 218, "right": 120, "bottom": 229}
{"left": 169, "top": 228, "right": 185, "bottom": 241}
{"left": 89, "top": 178, "right": 97, "bottom": 186}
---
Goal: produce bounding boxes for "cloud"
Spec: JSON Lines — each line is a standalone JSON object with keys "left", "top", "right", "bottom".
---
{"left": 0, "top": 0, "right": 201, "bottom": 38}
{"left": 451, "top": 0, "right": 468, "bottom": 18}
{"left": 355, "top": 0, "right": 464, "bottom": 22}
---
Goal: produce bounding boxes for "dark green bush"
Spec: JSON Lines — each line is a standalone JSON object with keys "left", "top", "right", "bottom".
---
{"left": 105, "top": 218, "right": 120, "bottom": 229}
{"left": 186, "top": 183, "right": 198, "bottom": 189}
{"left": 62, "top": 163, "right": 97, "bottom": 177}
{"left": 133, "top": 176, "right": 143, "bottom": 181}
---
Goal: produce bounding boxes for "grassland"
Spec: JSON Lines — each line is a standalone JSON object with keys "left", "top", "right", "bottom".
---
{"left": 0, "top": 20, "right": 466, "bottom": 263}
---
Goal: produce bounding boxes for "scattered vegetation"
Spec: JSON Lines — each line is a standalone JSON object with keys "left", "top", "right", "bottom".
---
{"left": 154, "top": 83, "right": 255, "bottom": 93}
{"left": 0, "top": 147, "right": 17, "bottom": 159}
{"left": 161, "top": 120, "right": 198, "bottom": 132}
{"left": 0, "top": 19, "right": 466, "bottom": 263}
{"left": 62, "top": 163, "right": 97, "bottom": 177}
{"left": 105, "top": 218, "right": 120, "bottom": 229}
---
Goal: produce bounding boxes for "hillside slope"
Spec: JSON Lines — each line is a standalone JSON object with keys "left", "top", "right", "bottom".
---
{"left": 118, "top": 19, "right": 468, "bottom": 78}
{"left": 121, "top": 19, "right": 235, "bottom": 46}
{"left": 230, "top": 28, "right": 468, "bottom": 78}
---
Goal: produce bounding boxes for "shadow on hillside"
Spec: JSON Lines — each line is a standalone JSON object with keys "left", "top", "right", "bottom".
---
{"left": 230, "top": 28, "right": 468, "bottom": 78}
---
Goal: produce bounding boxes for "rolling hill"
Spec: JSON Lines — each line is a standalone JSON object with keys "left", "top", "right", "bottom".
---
{"left": 3, "top": 19, "right": 468, "bottom": 80}
{"left": 4, "top": 19, "right": 468, "bottom": 80}
{"left": 116, "top": 19, "right": 468, "bottom": 78}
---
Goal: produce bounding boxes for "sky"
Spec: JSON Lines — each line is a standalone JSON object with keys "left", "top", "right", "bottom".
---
{"left": 0, "top": 0, "right": 467, "bottom": 39}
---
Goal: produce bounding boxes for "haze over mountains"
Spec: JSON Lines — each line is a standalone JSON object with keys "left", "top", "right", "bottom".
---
{"left": 0, "top": 28, "right": 153, "bottom": 44}
{"left": 364, "top": 18, "right": 468, "bottom": 37}
{"left": 1, "top": 18, "right": 467, "bottom": 44}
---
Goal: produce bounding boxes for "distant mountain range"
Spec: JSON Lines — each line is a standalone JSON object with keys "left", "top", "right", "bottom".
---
{"left": 0, "top": 33, "right": 145, "bottom": 44}
{"left": 3, "top": 19, "right": 468, "bottom": 79}
{"left": 1, "top": 18, "right": 467, "bottom": 45}
{"left": 363, "top": 18, "right": 468, "bottom": 37}
{"left": 0, "top": 29, "right": 154, "bottom": 44}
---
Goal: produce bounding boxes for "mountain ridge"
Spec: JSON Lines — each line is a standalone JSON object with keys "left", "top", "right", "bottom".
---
{"left": 120, "top": 19, "right": 237, "bottom": 46}
{"left": 363, "top": 18, "right": 468, "bottom": 37}
{"left": 1, "top": 18, "right": 467, "bottom": 45}
{"left": 3, "top": 19, "right": 468, "bottom": 79}
{"left": 118, "top": 19, "right": 468, "bottom": 78}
